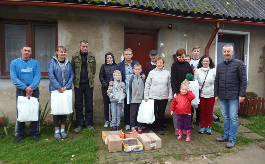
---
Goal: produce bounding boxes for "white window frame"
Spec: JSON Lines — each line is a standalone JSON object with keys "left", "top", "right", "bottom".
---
{"left": 215, "top": 29, "right": 250, "bottom": 82}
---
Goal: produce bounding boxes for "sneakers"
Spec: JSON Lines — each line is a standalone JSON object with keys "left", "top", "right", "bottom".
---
{"left": 104, "top": 121, "right": 109, "bottom": 128}
{"left": 13, "top": 136, "right": 25, "bottom": 144}
{"left": 87, "top": 126, "right": 95, "bottom": 131}
{"left": 226, "top": 140, "right": 235, "bottom": 148}
{"left": 158, "top": 131, "right": 164, "bottom": 135}
{"left": 74, "top": 126, "right": 83, "bottom": 133}
{"left": 131, "top": 127, "right": 137, "bottom": 132}
{"left": 198, "top": 127, "right": 206, "bottom": 134}
{"left": 138, "top": 128, "right": 143, "bottom": 134}
{"left": 149, "top": 130, "right": 154, "bottom": 133}
{"left": 141, "top": 126, "right": 146, "bottom": 130}
{"left": 125, "top": 125, "right": 130, "bottom": 131}
{"left": 32, "top": 135, "right": 40, "bottom": 142}
{"left": 61, "top": 132, "right": 68, "bottom": 139}
{"left": 110, "top": 121, "right": 113, "bottom": 128}
{"left": 216, "top": 136, "right": 229, "bottom": 142}
{"left": 54, "top": 132, "right": 61, "bottom": 139}
{"left": 206, "top": 127, "right": 212, "bottom": 135}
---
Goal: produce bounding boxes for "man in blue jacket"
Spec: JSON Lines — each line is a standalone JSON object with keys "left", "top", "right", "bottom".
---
{"left": 10, "top": 44, "right": 41, "bottom": 144}
{"left": 215, "top": 44, "right": 247, "bottom": 148}
{"left": 109, "top": 48, "right": 145, "bottom": 130}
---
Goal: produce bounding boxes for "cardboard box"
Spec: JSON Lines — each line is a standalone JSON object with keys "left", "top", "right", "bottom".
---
{"left": 122, "top": 138, "right": 143, "bottom": 153}
{"left": 102, "top": 130, "right": 124, "bottom": 141}
{"left": 138, "top": 133, "right": 162, "bottom": 150}
{"left": 124, "top": 132, "right": 139, "bottom": 139}
{"left": 107, "top": 135, "right": 122, "bottom": 152}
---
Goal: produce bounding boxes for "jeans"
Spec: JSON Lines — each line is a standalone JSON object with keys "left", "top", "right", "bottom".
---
{"left": 219, "top": 99, "right": 239, "bottom": 142}
{"left": 110, "top": 102, "right": 122, "bottom": 126}
{"left": 15, "top": 88, "right": 40, "bottom": 137}
{"left": 74, "top": 83, "right": 94, "bottom": 127}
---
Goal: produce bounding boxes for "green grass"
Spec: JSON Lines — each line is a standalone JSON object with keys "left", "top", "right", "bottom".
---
{"left": 0, "top": 125, "right": 98, "bottom": 164}
{"left": 245, "top": 115, "right": 265, "bottom": 138}
{"left": 173, "top": 154, "right": 186, "bottom": 160}
{"left": 236, "top": 136, "right": 253, "bottom": 146}
{"left": 211, "top": 122, "right": 224, "bottom": 134}
{"left": 213, "top": 108, "right": 222, "bottom": 118}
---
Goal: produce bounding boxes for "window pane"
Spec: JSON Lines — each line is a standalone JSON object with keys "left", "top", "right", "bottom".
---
{"left": 5, "top": 24, "right": 26, "bottom": 71}
{"left": 35, "top": 25, "right": 55, "bottom": 72}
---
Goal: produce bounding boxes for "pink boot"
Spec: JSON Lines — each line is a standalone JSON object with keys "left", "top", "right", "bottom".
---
{"left": 175, "top": 129, "right": 179, "bottom": 135}
{"left": 185, "top": 130, "right": 191, "bottom": 142}
{"left": 177, "top": 129, "right": 183, "bottom": 140}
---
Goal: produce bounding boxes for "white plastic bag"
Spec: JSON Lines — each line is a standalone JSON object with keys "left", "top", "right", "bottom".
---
{"left": 137, "top": 99, "right": 155, "bottom": 124}
{"left": 17, "top": 96, "right": 39, "bottom": 122}
{"left": 189, "top": 80, "right": 200, "bottom": 108}
{"left": 51, "top": 90, "right": 73, "bottom": 115}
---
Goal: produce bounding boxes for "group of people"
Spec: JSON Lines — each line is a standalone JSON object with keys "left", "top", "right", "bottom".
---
{"left": 10, "top": 41, "right": 247, "bottom": 148}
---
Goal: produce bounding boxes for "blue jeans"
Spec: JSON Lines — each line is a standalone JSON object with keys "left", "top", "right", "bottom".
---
{"left": 219, "top": 99, "right": 239, "bottom": 142}
{"left": 110, "top": 102, "right": 122, "bottom": 126}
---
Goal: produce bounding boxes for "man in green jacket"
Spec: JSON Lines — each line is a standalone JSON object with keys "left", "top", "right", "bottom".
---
{"left": 71, "top": 40, "right": 96, "bottom": 133}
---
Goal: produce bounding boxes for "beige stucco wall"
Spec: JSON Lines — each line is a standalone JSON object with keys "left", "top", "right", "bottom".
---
{"left": 0, "top": 5, "right": 264, "bottom": 122}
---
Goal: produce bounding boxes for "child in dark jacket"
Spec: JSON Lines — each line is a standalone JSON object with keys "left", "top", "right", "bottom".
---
{"left": 170, "top": 82, "right": 195, "bottom": 142}
{"left": 128, "top": 64, "right": 145, "bottom": 133}
{"left": 108, "top": 70, "right": 126, "bottom": 131}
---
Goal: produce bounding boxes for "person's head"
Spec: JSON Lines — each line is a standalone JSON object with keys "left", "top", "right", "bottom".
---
{"left": 192, "top": 46, "right": 201, "bottom": 60}
{"left": 149, "top": 50, "right": 158, "bottom": 63}
{"left": 54, "top": 46, "right": 66, "bottom": 61}
{"left": 113, "top": 70, "right": 121, "bottom": 82}
{"left": 155, "top": 56, "right": 164, "bottom": 69}
{"left": 185, "top": 55, "right": 192, "bottom": 64}
{"left": 222, "top": 44, "right": 234, "bottom": 61}
{"left": 133, "top": 64, "right": 142, "bottom": 76}
{"left": 105, "top": 52, "right": 114, "bottom": 64}
{"left": 79, "top": 40, "right": 88, "bottom": 53}
{"left": 21, "top": 44, "right": 32, "bottom": 60}
{"left": 124, "top": 48, "right": 133, "bottom": 62}
{"left": 180, "top": 83, "right": 189, "bottom": 95}
{"left": 197, "top": 55, "right": 215, "bottom": 69}
{"left": 176, "top": 48, "right": 186, "bottom": 62}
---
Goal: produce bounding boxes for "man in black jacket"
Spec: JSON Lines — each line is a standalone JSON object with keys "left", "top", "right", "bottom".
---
{"left": 214, "top": 44, "right": 247, "bottom": 148}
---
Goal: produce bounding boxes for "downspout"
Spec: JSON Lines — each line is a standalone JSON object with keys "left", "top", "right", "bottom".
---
{"left": 184, "top": 34, "right": 188, "bottom": 53}
{"left": 205, "top": 22, "right": 220, "bottom": 56}
{"left": 0, "top": 0, "right": 265, "bottom": 27}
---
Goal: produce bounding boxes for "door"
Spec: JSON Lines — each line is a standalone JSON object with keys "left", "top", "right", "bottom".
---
{"left": 124, "top": 31, "right": 157, "bottom": 68}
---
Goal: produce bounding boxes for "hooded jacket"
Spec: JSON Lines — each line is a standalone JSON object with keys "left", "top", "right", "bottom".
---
{"left": 108, "top": 71, "right": 126, "bottom": 103}
{"left": 170, "top": 90, "right": 195, "bottom": 114}
{"left": 128, "top": 75, "right": 145, "bottom": 104}
{"left": 99, "top": 52, "right": 116, "bottom": 88}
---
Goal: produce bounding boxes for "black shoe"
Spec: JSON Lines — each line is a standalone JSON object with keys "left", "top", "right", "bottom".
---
{"left": 32, "top": 135, "right": 40, "bottom": 142}
{"left": 112, "top": 126, "right": 116, "bottom": 131}
{"left": 14, "top": 136, "right": 25, "bottom": 144}
{"left": 116, "top": 126, "right": 121, "bottom": 131}
{"left": 158, "top": 131, "right": 164, "bottom": 135}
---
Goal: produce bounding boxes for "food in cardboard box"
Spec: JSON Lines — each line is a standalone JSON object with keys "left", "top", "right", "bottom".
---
{"left": 138, "top": 133, "right": 162, "bottom": 150}
{"left": 122, "top": 138, "right": 143, "bottom": 153}
{"left": 124, "top": 132, "right": 139, "bottom": 139}
{"left": 102, "top": 130, "right": 124, "bottom": 141}
{"left": 107, "top": 135, "right": 122, "bottom": 152}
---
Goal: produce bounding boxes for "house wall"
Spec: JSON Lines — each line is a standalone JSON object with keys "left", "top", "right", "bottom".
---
{"left": 0, "top": 5, "right": 264, "bottom": 122}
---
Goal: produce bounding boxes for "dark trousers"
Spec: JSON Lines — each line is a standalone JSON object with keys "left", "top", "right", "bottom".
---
{"left": 130, "top": 103, "right": 142, "bottom": 128}
{"left": 15, "top": 88, "right": 40, "bottom": 137}
{"left": 177, "top": 114, "right": 191, "bottom": 130}
{"left": 151, "top": 99, "right": 168, "bottom": 131}
{"left": 74, "top": 83, "right": 94, "bottom": 127}
{"left": 53, "top": 115, "right": 67, "bottom": 127}
{"left": 124, "top": 98, "right": 130, "bottom": 125}
{"left": 101, "top": 86, "right": 110, "bottom": 121}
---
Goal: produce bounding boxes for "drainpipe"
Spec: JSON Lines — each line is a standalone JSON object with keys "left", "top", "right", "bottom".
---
{"left": 184, "top": 34, "right": 188, "bottom": 53}
{"left": 0, "top": 0, "right": 265, "bottom": 27}
{"left": 205, "top": 22, "right": 220, "bottom": 56}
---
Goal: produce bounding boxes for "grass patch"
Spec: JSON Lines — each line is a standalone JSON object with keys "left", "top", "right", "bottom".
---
{"left": 211, "top": 122, "right": 224, "bottom": 134}
{"left": 0, "top": 124, "right": 98, "bottom": 163}
{"left": 173, "top": 154, "right": 186, "bottom": 160}
{"left": 245, "top": 115, "right": 265, "bottom": 138}
{"left": 193, "top": 153, "right": 199, "bottom": 157}
{"left": 236, "top": 136, "right": 253, "bottom": 146}
{"left": 153, "top": 155, "right": 161, "bottom": 159}
{"left": 213, "top": 108, "right": 222, "bottom": 117}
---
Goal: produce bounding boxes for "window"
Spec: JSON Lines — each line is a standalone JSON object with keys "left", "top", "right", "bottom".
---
{"left": 0, "top": 19, "right": 58, "bottom": 77}
{"left": 215, "top": 29, "right": 250, "bottom": 81}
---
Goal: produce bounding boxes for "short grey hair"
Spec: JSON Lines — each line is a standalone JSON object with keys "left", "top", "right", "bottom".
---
{"left": 80, "top": 40, "right": 88, "bottom": 45}
{"left": 223, "top": 44, "right": 234, "bottom": 52}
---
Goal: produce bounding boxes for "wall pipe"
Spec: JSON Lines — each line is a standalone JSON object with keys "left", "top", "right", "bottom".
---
{"left": 1, "top": 0, "right": 265, "bottom": 27}
{"left": 205, "top": 22, "right": 220, "bottom": 55}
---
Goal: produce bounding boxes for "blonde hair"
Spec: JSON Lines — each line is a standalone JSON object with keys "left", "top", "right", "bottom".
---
{"left": 180, "top": 82, "right": 189, "bottom": 90}
{"left": 134, "top": 63, "right": 142, "bottom": 69}
{"left": 155, "top": 56, "right": 165, "bottom": 64}
{"left": 54, "top": 46, "right": 66, "bottom": 57}
{"left": 192, "top": 46, "right": 200, "bottom": 51}
{"left": 113, "top": 70, "right": 121, "bottom": 75}
{"left": 124, "top": 48, "right": 133, "bottom": 54}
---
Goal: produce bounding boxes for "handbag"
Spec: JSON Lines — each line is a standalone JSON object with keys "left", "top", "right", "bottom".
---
{"left": 137, "top": 99, "right": 155, "bottom": 124}
{"left": 51, "top": 90, "right": 73, "bottom": 115}
{"left": 199, "top": 70, "right": 209, "bottom": 97}
{"left": 17, "top": 96, "right": 39, "bottom": 122}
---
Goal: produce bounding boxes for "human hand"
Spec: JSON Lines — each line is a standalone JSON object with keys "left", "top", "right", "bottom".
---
{"left": 239, "top": 96, "right": 245, "bottom": 103}
{"left": 171, "top": 111, "right": 174, "bottom": 116}
{"left": 145, "top": 99, "right": 148, "bottom": 102}
{"left": 107, "top": 90, "right": 110, "bottom": 96}
{"left": 215, "top": 97, "right": 219, "bottom": 101}
{"left": 25, "top": 86, "right": 34, "bottom": 98}
{"left": 109, "top": 81, "right": 114, "bottom": 87}
{"left": 141, "top": 74, "right": 145, "bottom": 80}
{"left": 58, "top": 88, "right": 64, "bottom": 93}
{"left": 168, "top": 99, "right": 172, "bottom": 102}
{"left": 174, "top": 93, "right": 177, "bottom": 99}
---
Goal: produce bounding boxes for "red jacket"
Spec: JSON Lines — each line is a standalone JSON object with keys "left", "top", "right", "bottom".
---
{"left": 170, "top": 91, "right": 195, "bottom": 114}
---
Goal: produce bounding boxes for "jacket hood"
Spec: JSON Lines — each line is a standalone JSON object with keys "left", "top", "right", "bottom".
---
{"left": 105, "top": 52, "right": 116, "bottom": 65}
{"left": 113, "top": 70, "right": 122, "bottom": 83}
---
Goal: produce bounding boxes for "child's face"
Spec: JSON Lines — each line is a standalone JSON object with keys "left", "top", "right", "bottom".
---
{"left": 180, "top": 86, "right": 188, "bottom": 95}
{"left": 185, "top": 56, "right": 191, "bottom": 64}
{"left": 133, "top": 66, "right": 142, "bottom": 76}
{"left": 114, "top": 72, "right": 121, "bottom": 81}
{"left": 106, "top": 55, "right": 113, "bottom": 63}
{"left": 192, "top": 49, "right": 201, "bottom": 59}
